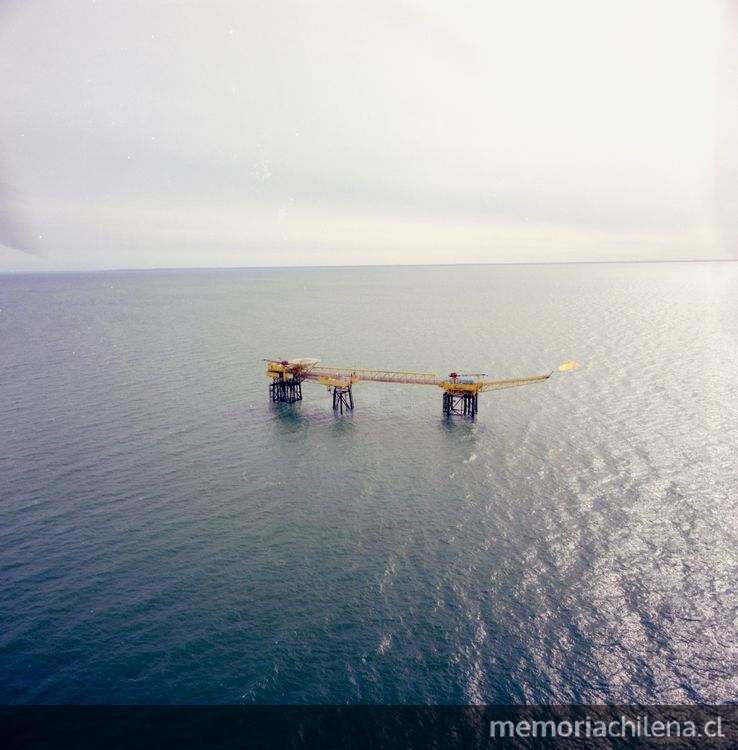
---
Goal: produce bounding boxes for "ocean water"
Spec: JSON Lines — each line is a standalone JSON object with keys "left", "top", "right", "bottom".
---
{"left": 0, "top": 262, "right": 736, "bottom": 705}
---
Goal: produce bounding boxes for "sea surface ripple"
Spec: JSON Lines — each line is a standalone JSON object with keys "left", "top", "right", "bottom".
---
{"left": 1, "top": 263, "right": 736, "bottom": 704}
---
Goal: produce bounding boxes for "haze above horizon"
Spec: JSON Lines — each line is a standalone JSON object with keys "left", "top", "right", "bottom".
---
{"left": 1, "top": 0, "right": 737, "bottom": 272}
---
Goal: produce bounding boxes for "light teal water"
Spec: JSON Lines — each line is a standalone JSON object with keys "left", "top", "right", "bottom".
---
{"left": 1, "top": 263, "right": 736, "bottom": 704}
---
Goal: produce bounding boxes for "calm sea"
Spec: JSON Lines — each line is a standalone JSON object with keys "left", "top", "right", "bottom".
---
{"left": 0, "top": 263, "right": 736, "bottom": 704}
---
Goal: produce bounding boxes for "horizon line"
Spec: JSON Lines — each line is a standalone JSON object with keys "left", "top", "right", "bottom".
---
{"left": 1, "top": 258, "right": 736, "bottom": 276}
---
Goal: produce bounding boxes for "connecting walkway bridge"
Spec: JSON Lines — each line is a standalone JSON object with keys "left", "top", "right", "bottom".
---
{"left": 265, "top": 358, "right": 577, "bottom": 416}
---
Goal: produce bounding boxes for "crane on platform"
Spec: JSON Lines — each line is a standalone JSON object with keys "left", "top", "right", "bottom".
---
{"left": 264, "top": 358, "right": 578, "bottom": 416}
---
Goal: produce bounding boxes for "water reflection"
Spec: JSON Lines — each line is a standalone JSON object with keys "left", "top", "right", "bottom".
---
{"left": 269, "top": 402, "right": 308, "bottom": 431}
{"left": 331, "top": 412, "right": 355, "bottom": 435}
{"left": 438, "top": 415, "right": 478, "bottom": 437}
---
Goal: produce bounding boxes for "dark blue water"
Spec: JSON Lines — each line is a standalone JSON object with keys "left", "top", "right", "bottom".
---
{"left": 1, "top": 263, "right": 736, "bottom": 704}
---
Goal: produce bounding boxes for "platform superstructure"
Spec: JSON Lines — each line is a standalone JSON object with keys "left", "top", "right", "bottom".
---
{"left": 265, "top": 358, "right": 576, "bottom": 416}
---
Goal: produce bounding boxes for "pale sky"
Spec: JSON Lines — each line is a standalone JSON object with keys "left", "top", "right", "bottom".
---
{"left": 0, "top": 0, "right": 736, "bottom": 271}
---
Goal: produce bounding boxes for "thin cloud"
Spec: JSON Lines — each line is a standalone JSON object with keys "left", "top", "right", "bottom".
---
{"left": 0, "top": 0, "right": 730, "bottom": 270}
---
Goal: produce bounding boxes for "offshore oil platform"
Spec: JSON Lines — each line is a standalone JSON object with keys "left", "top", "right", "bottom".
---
{"left": 265, "top": 358, "right": 577, "bottom": 416}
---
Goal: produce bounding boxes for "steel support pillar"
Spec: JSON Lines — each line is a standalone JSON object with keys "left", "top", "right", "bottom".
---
{"left": 443, "top": 391, "right": 478, "bottom": 416}
{"left": 270, "top": 377, "right": 302, "bottom": 403}
{"left": 332, "top": 385, "right": 354, "bottom": 414}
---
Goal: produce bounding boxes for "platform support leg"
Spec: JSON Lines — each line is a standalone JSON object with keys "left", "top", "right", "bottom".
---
{"left": 443, "top": 392, "right": 478, "bottom": 417}
{"left": 332, "top": 385, "right": 353, "bottom": 414}
{"left": 270, "top": 377, "right": 303, "bottom": 403}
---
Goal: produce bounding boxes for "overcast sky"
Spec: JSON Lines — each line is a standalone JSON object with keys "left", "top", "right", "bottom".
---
{"left": 1, "top": 0, "right": 736, "bottom": 271}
